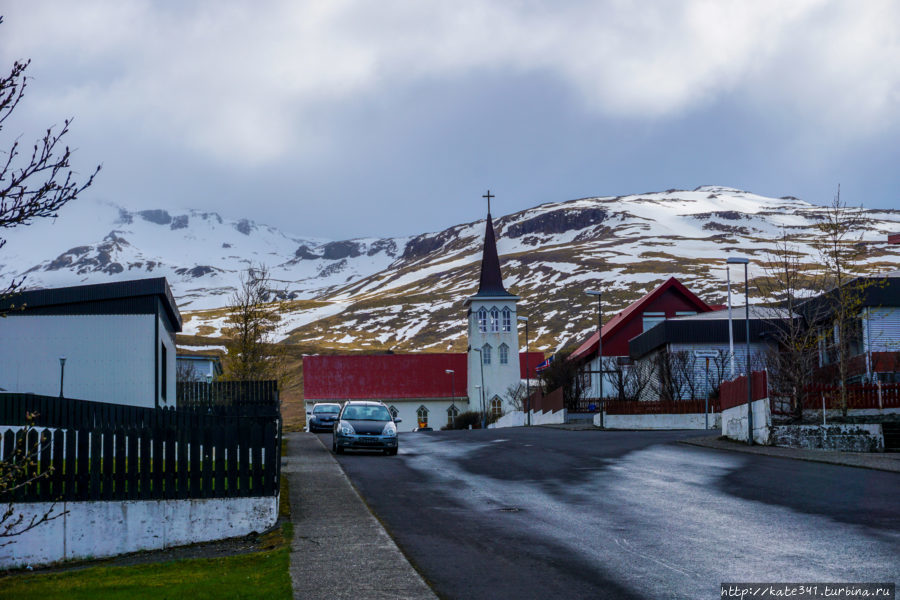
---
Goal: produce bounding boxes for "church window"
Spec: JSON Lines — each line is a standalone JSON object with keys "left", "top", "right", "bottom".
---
{"left": 417, "top": 405, "right": 429, "bottom": 428}
{"left": 490, "top": 396, "right": 503, "bottom": 419}
{"left": 499, "top": 343, "right": 509, "bottom": 365}
{"left": 502, "top": 307, "right": 512, "bottom": 332}
{"left": 489, "top": 307, "right": 499, "bottom": 332}
{"left": 447, "top": 404, "right": 459, "bottom": 426}
{"left": 477, "top": 308, "right": 488, "bottom": 333}
{"left": 389, "top": 405, "right": 399, "bottom": 419}
{"left": 482, "top": 344, "right": 491, "bottom": 365}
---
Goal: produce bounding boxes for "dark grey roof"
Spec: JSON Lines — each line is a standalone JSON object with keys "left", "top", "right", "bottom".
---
{"left": 471, "top": 212, "right": 514, "bottom": 299}
{"left": 0, "top": 277, "right": 182, "bottom": 332}
{"left": 797, "top": 274, "right": 900, "bottom": 321}
{"left": 629, "top": 316, "right": 786, "bottom": 359}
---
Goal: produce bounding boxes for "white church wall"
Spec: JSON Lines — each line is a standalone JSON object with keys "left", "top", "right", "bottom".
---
{"left": 466, "top": 298, "right": 521, "bottom": 415}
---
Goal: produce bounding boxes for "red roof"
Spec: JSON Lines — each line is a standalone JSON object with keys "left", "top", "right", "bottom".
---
{"left": 569, "top": 277, "right": 713, "bottom": 361}
{"left": 303, "top": 352, "right": 544, "bottom": 400}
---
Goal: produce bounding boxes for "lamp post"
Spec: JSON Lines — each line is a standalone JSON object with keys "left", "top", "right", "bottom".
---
{"left": 470, "top": 346, "right": 487, "bottom": 429}
{"left": 726, "top": 263, "right": 735, "bottom": 378}
{"left": 517, "top": 316, "right": 530, "bottom": 426}
{"left": 445, "top": 369, "right": 456, "bottom": 427}
{"left": 727, "top": 256, "right": 752, "bottom": 445}
{"left": 58, "top": 357, "right": 67, "bottom": 399}
{"left": 586, "top": 288, "right": 603, "bottom": 427}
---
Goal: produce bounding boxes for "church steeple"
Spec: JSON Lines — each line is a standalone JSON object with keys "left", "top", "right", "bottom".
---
{"left": 473, "top": 190, "right": 513, "bottom": 298}
{"left": 474, "top": 211, "right": 512, "bottom": 297}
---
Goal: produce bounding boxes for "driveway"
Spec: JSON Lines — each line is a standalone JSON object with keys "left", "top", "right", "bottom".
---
{"left": 318, "top": 428, "right": 900, "bottom": 600}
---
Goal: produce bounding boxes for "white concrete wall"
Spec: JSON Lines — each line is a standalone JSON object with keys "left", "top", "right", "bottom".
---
{"left": 0, "top": 495, "right": 278, "bottom": 569}
{"left": 467, "top": 298, "right": 520, "bottom": 415}
{"left": 598, "top": 412, "right": 721, "bottom": 430}
{"left": 306, "top": 399, "right": 471, "bottom": 432}
{"left": 722, "top": 398, "right": 771, "bottom": 444}
{"left": 0, "top": 314, "right": 163, "bottom": 407}
{"left": 488, "top": 408, "right": 566, "bottom": 428}
{"left": 772, "top": 424, "right": 884, "bottom": 452}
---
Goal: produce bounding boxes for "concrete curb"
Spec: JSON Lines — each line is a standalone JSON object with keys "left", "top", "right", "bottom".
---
{"left": 283, "top": 432, "right": 437, "bottom": 600}
{"left": 680, "top": 435, "right": 900, "bottom": 473}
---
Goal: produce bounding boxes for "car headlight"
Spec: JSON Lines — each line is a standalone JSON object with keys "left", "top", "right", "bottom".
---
{"left": 382, "top": 422, "right": 397, "bottom": 437}
{"left": 339, "top": 421, "right": 355, "bottom": 435}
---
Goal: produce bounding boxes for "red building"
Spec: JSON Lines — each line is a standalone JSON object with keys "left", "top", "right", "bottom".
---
{"left": 304, "top": 351, "right": 543, "bottom": 431}
{"left": 568, "top": 277, "right": 715, "bottom": 409}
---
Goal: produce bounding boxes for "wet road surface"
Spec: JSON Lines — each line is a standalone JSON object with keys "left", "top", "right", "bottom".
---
{"left": 317, "top": 428, "right": 900, "bottom": 600}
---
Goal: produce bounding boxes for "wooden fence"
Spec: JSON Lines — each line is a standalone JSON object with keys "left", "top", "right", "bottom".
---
{"left": 176, "top": 380, "right": 279, "bottom": 416}
{"left": 0, "top": 394, "right": 281, "bottom": 502}
{"left": 800, "top": 383, "right": 900, "bottom": 411}
{"left": 719, "top": 371, "right": 768, "bottom": 411}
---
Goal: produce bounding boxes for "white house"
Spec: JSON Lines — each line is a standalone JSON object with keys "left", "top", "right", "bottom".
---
{"left": 0, "top": 277, "right": 181, "bottom": 408}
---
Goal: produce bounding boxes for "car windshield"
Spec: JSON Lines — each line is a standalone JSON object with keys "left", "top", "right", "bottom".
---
{"left": 314, "top": 405, "right": 340, "bottom": 414}
{"left": 341, "top": 405, "right": 391, "bottom": 421}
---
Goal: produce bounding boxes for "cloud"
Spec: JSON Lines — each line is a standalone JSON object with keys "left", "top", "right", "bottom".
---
{"left": 2, "top": 0, "right": 898, "bottom": 167}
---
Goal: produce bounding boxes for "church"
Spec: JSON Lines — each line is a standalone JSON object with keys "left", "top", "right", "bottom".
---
{"left": 303, "top": 198, "right": 543, "bottom": 431}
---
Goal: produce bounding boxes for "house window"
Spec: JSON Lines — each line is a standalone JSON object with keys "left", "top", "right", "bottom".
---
{"left": 502, "top": 307, "right": 512, "bottom": 332}
{"left": 482, "top": 344, "right": 492, "bottom": 365}
{"left": 417, "top": 405, "right": 429, "bottom": 427}
{"left": 499, "top": 343, "right": 509, "bottom": 365}
{"left": 389, "top": 405, "right": 399, "bottom": 419}
{"left": 161, "top": 342, "right": 167, "bottom": 401}
{"left": 477, "top": 308, "right": 488, "bottom": 333}
{"left": 675, "top": 311, "right": 696, "bottom": 317}
{"left": 490, "top": 307, "right": 500, "bottom": 332}
{"left": 447, "top": 404, "right": 459, "bottom": 426}
{"left": 490, "top": 396, "right": 503, "bottom": 418}
{"left": 642, "top": 312, "right": 665, "bottom": 332}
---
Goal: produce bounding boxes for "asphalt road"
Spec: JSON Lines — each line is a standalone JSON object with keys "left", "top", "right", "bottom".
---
{"left": 317, "top": 428, "right": 900, "bottom": 600}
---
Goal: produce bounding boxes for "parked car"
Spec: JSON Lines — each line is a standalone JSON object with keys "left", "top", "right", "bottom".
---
{"left": 413, "top": 426, "right": 433, "bottom": 432}
{"left": 332, "top": 400, "right": 400, "bottom": 456}
{"left": 307, "top": 402, "right": 342, "bottom": 433}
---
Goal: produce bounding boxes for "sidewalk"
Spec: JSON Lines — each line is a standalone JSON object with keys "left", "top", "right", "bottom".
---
{"left": 282, "top": 432, "right": 437, "bottom": 600}
{"left": 681, "top": 434, "right": 900, "bottom": 473}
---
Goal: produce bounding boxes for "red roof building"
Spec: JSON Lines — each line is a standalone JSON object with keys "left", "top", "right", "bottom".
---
{"left": 304, "top": 352, "right": 543, "bottom": 401}
{"left": 570, "top": 277, "right": 714, "bottom": 363}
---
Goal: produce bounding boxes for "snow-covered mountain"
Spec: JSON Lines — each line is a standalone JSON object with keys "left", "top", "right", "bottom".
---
{"left": 3, "top": 187, "right": 899, "bottom": 353}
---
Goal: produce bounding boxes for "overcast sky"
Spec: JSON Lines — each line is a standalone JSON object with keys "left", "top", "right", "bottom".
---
{"left": 2, "top": 1, "right": 899, "bottom": 240}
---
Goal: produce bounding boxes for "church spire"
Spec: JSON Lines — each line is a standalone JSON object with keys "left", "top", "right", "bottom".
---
{"left": 474, "top": 190, "right": 512, "bottom": 297}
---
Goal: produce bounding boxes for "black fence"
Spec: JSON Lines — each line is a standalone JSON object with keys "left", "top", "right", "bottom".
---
{"left": 0, "top": 393, "right": 281, "bottom": 502}
{"left": 177, "top": 380, "right": 279, "bottom": 416}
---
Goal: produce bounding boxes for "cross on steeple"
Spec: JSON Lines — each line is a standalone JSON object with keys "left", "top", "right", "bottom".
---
{"left": 482, "top": 190, "right": 494, "bottom": 215}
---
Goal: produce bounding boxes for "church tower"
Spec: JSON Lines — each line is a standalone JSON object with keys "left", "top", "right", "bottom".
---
{"left": 465, "top": 193, "right": 521, "bottom": 420}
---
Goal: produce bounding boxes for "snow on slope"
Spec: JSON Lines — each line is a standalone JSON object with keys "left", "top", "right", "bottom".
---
{"left": 3, "top": 187, "right": 899, "bottom": 353}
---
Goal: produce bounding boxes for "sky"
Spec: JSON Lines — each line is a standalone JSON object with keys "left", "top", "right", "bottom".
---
{"left": 2, "top": 1, "right": 899, "bottom": 240}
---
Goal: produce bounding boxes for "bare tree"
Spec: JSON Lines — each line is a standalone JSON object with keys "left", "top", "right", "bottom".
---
{"left": 222, "top": 264, "right": 293, "bottom": 388}
{"left": 504, "top": 382, "right": 529, "bottom": 412}
{"left": 0, "top": 15, "right": 100, "bottom": 301}
{"left": 606, "top": 358, "right": 657, "bottom": 403}
{"left": 650, "top": 350, "right": 697, "bottom": 401}
{"left": 757, "top": 228, "right": 825, "bottom": 420}
{"left": 539, "top": 351, "right": 585, "bottom": 407}
{"left": 812, "top": 187, "right": 879, "bottom": 416}
{"left": 0, "top": 415, "right": 67, "bottom": 545}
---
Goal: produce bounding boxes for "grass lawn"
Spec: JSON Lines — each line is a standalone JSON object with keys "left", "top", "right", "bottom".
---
{"left": 0, "top": 477, "right": 294, "bottom": 599}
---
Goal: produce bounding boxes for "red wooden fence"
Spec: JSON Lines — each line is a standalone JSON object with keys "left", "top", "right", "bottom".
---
{"left": 604, "top": 399, "right": 721, "bottom": 415}
{"left": 719, "top": 371, "right": 768, "bottom": 411}
{"left": 800, "top": 383, "right": 900, "bottom": 410}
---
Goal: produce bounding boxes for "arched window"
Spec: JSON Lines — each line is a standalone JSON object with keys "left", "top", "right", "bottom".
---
{"left": 490, "top": 396, "right": 503, "bottom": 418}
{"left": 489, "top": 307, "right": 500, "bottom": 332}
{"left": 447, "top": 404, "right": 459, "bottom": 426}
{"left": 477, "top": 307, "right": 488, "bottom": 333}
{"left": 389, "top": 405, "right": 399, "bottom": 419}
{"left": 502, "top": 307, "right": 512, "bottom": 332}
{"left": 416, "top": 405, "right": 429, "bottom": 427}
{"left": 499, "top": 343, "right": 509, "bottom": 365}
{"left": 482, "top": 344, "right": 491, "bottom": 365}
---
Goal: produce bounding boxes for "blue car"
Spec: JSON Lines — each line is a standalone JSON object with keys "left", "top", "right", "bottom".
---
{"left": 307, "top": 403, "right": 341, "bottom": 433}
{"left": 332, "top": 401, "right": 401, "bottom": 456}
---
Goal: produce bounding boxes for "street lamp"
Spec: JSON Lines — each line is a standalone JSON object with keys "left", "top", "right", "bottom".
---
{"left": 58, "top": 357, "right": 67, "bottom": 399}
{"left": 518, "top": 315, "right": 530, "bottom": 426}
{"left": 445, "top": 369, "right": 456, "bottom": 427}
{"left": 470, "top": 346, "right": 487, "bottom": 429}
{"left": 586, "top": 288, "right": 603, "bottom": 427}
{"left": 727, "top": 256, "right": 752, "bottom": 445}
